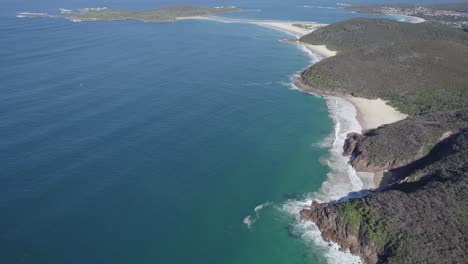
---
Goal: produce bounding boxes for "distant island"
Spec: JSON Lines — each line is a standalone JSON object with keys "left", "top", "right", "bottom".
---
{"left": 346, "top": 2, "right": 468, "bottom": 29}
{"left": 296, "top": 18, "right": 468, "bottom": 263}
{"left": 18, "top": 5, "right": 243, "bottom": 23}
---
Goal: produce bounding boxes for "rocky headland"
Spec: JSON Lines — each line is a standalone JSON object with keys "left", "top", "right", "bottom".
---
{"left": 296, "top": 18, "right": 468, "bottom": 263}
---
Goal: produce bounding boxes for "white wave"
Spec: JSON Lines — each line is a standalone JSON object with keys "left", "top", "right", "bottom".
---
{"left": 279, "top": 96, "right": 373, "bottom": 263}
{"left": 59, "top": 8, "right": 73, "bottom": 13}
{"left": 243, "top": 215, "right": 254, "bottom": 229}
{"left": 278, "top": 80, "right": 293, "bottom": 88}
{"left": 337, "top": 3, "right": 352, "bottom": 7}
{"left": 242, "top": 81, "right": 275, "bottom": 87}
{"left": 243, "top": 202, "right": 272, "bottom": 229}
{"left": 297, "top": 43, "right": 323, "bottom": 63}
{"left": 283, "top": 199, "right": 362, "bottom": 264}
{"left": 304, "top": 5, "right": 337, "bottom": 10}
{"left": 254, "top": 202, "right": 272, "bottom": 217}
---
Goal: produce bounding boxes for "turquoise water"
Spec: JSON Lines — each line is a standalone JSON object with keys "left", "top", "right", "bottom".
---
{"left": 1, "top": 14, "right": 333, "bottom": 264}
{"left": 0, "top": 1, "right": 425, "bottom": 263}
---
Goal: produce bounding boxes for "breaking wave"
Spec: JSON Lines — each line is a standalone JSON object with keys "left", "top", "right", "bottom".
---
{"left": 280, "top": 96, "right": 369, "bottom": 263}
{"left": 243, "top": 201, "right": 272, "bottom": 230}
{"left": 304, "top": 5, "right": 337, "bottom": 10}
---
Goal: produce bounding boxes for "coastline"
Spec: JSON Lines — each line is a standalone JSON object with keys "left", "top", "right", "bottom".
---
{"left": 293, "top": 74, "right": 408, "bottom": 187}
{"left": 393, "top": 14, "right": 426, "bottom": 23}
{"left": 254, "top": 19, "right": 406, "bottom": 188}
{"left": 343, "top": 97, "right": 407, "bottom": 131}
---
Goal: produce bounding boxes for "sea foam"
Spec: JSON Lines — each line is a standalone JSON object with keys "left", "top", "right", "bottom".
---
{"left": 243, "top": 201, "right": 272, "bottom": 229}
{"left": 281, "top": 96, "right": 366, "bottom": 263}
{"left": 280, "top": 41, "right": 371, "bottom": 263}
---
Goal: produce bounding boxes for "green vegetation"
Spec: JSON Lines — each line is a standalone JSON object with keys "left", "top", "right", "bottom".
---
{"left": 338, "top": 200, "right": 390, "bottom": 251}
{"left": 292, "top": 23, "right": 314, "bottom": 30}
{"left": 306, "top": 68, "right": 339, "bottom": 89}
{"left": 300, "top": 18, "right": 468, "bottom": 115}
{"left": 300, "top": 17, "right": 468, "bottom": 263}
{"left": 349, "top": 111, "right": 468, "bottom": 170}
{"left": 60, "top": 5, "right": 242, "bottom": 22}
{"left": 338, "top": 127, "right": 468, "bottom": 263}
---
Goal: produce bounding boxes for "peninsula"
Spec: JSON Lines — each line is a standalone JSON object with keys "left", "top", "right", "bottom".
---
{"left": 296, "top": 18, "right": 468, "bottom": 263}
{"left": 18, "top": 5, "right": 243, "bottom": 23}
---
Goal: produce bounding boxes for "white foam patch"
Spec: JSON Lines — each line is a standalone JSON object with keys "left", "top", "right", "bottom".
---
{"left": 304, "top": 5, "right": 337, "bottom": 10}
{"left": 59, "top": 8, "right": 73, "bottom": 13}
{"left": 337, "top": 3, "right": 352, "bottom": 7}
{"left": 279, "top": 96, "right": 376, "bottom": 263}
{"left": 297, "top": 44, "right": 323, "bottom": 63}
{"left": 243, "top": 202, "right": 272, "bottom": 229}
{"left": 243, "top": 215, "right": 254, "bottom": 229}
{"left": 254, "top": 202, "right": 272, "bottom": 217}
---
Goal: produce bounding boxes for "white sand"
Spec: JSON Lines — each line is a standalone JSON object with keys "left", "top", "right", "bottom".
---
{"left": 303, "top": 43, "right": 337, "bottom": 58}
{"left": 176, "top": 17, "right": 338, "bottom": 58}
{"left": 250, "top": 21, "right": 337, "bottom": 58}
{"left": 341, "top": 97, "right": 408, "bottom": 188}
{"left": 396, "top": 15, "right": 426, "bottom": 23}
{"left": 250, "top": 21, "right": 326, "bottom": 38}
{"left": 249, "top": 21, "right": 404, "bottom": 132}
{"left": 344, "top": 97, "right": 408, "bottom": 130}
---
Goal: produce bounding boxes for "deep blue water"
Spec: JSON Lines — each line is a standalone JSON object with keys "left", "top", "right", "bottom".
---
{"left": 0, "top": 0, "right": 444, "bottom": 263}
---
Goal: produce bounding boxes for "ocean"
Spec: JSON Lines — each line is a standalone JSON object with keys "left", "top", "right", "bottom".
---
{"left": 0, "top": 0, "right": 435, "bottom": 263}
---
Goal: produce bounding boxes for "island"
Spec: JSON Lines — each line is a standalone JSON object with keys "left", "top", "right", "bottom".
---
{"left": 295, "top": 18, "right": 468, "bottom": 263}
{"left": 18, "top": 5, "right": 243, "bottom": 23}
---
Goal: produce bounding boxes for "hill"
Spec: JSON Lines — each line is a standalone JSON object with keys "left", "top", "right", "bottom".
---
{"left": 299, "top": 18, "right": 468, "bottom": 115}
{"left": 301, "top": 127, "right": 468, "bottom": 264}
{"left": 297, "top": 18, "right": 468, "bottom": 263}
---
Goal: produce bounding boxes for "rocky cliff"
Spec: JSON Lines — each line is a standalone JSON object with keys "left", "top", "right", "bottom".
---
{"left": 342, "top": 111, "right": 468, "bottom": 173}
{"left": 302, "top": 128, "right": 468, "bottom": 264}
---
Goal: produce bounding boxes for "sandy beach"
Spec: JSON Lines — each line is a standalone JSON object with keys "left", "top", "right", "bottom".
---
{"left": 344, "top": 97, "right": 407, "bottom": 131}
{"left": 250, "top": 21, "right": 337, "bottom": 58}
{"left": 250, "top": 21, "right": 326, "bottom": 38}
{"left": 345, "top": 97, "right": 407, "bottom": 188}
{"left": 294, "top": 76, "right": 407, "bottom": 187}
{"left": 183, "top": 15, "right": 406, "bottom": 188}
{"left": 282, "top": 23, "right": 407, "bottom": 188}
{"left": 395, "top": 14, "right": 426, "bottom": 23}
{"left": 267, "top": 21, "right": 407, "bottom": 132}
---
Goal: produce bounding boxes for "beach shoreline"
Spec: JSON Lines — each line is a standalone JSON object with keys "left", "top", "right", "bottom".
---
{"left": 255, "top": 21, "right": 395, "bottom": 188}
{"left": 394, "top": 14, "right": 426, "bottom": 23}
{"left": 293, "top": 74, "right": 409, "bottom": 188}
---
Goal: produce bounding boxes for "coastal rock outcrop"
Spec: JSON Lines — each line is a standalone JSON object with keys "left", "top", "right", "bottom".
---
{"left": 300, "top": 202, "right": 379, "bottom": 264}
{"left": 302, "top": 128, "right": 468, "bottom": 264}
{"left": 341, "top": 111, "right": 468, "bottom": 173}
